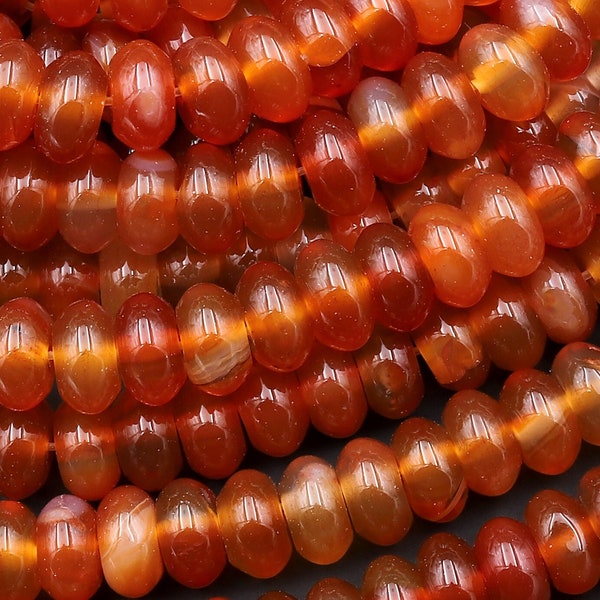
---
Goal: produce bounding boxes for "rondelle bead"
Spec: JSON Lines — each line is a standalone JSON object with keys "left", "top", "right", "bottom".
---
{"left": 97, "top": 486, "right": 163, "bottom": 598}
{"left": 110, "top": 0, "right": 168, "bottom": 31}
{"left": 36, "top": 495, "right": 102, "bottom": 600}
{"left": 236, "top": 261, "right": 313, "bottom": 372}
{"left": 295, "top": 109, "right": 375, "bottom": 217}
{"left": 405, "top": 0, "right": 462, "bottom": 45}
{"left": 362, "top": 555, "right": 426, "bottom": 600}
{"left": 53, "top": 403, "right": 121, "bottom": 501}
{"left": 176, "top": 282, "right": 252, "bottom": 395}
{"left": 37, "top": 0, "right": 98, "bottom": 27}
{"left": 115, "top": 293, "right": 186, "bottom": 406}
{"left": 227, "top": 16, "right": 311, "bottom": 122}
{"left": 109, "top": 39, "right": 176, "bottom": 150}
{"left": 279, "top": 455, "right": 353, "bottom": 565}
{"left": 0, "top": 241, "right": 40, "bottom": 305}
{"left": 0, "top": 13, "right": 22, "bottom": 40}
{"left": 458, "top": 23, "right": 549, "bottom": 121}
{"left": 294, "top": 239, "right": 374, "bottom": 351}
{"left": 580, "top": 465, "right": 600, "bottom": 538}
{"left": 81, "top": 19, "right": 135, "bottom": 73}
{"left": 0, "top": 39, "right": 45, "bottom": 151}
{"left": 217, "top": 469, "right": 292, "bottom": 578}
{"left": 336, "top": 438, "right": 413, "bottom": 546}
{"left": 27, "top": 23, "right": 79, "bottom": 68}
{"left": 474, "top": 517, "right": 551, "bottom": 600}
{"left": 173, "top": 36, "right": 250, "bottom": 145}
{"left": 180, "top": 0, "right": 238, "bottom": 20}
{"left": 309, "top": 43, "right": 362, "bottom": 98}
{"left": 546, "top": 76, "right": 600, "bottom": 128}
{"left": 306, "top": 578, "right": 361, "bottom": 600}
{"left": 0, "top": 501, "right": 40, "bottom": 600}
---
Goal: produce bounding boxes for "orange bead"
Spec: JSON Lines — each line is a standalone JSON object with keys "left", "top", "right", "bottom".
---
{"left": 405, "top": 0, "right": 463, "bottom": 45}
{"left": 309, "top": 43, "right": 362, "bottom": 98}
{"left": 27, "top": 23, "right": 80, "bottom": 67}
{"left": 180, "top": 0, "right": 238, "bottom": 20}
{"left": 362, "top": 555, "right": 426, "bottom": 600}
{"left": 0, "top": 241, "right": 40, "bottom": 305}
{"left": 580, "top": 465, "right": 600, "bottom": 538}
{"left": 110, "top": 0, "right": 168, "bottom": 31}
{"left": 307, "top": 578, "right": 361, "bottom": 600}
{"left": 546, "top": 76, "right": 599, "bottom": 128}
{"left": 81, "top": 19, "right": 135, "bottom": 73}
{"left": 38, "top": 0, "right": 98, "bottom": 27}
{"left": 0, "top": 14, "right": 22, "bottom": 41}
{"left": 569, "top": 0, "right": 600, "bottom": 39}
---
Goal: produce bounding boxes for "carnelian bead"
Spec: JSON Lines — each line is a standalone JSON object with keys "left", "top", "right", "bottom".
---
{"left": 336, "top": 438, "right": 413, "bottom": 546}
{"left": 36, "top": 495, "right": 102, "bottom": 600}
{"left": 309, "top": 43, "right": 362, "bottom": 98}
{"left": 402, "top": 52, "right": 485, "bottom": 159}
{"left": 110, "top": 0, "right": 168, "bottom": 31}
{"left": 217, "top": 469, "right": 292, "bottom": 578}
{"left": 57, "top": 141, "right": 119, "bottom": 254}
{"left": 115, "top": 293, "right": 186, "bottom": 406}
{"left": 499, "top": 368, "right": 581, "bottom": 475}
{"left": 347, "top": 77, "right": 427, "bottom": 184}
{"left": 173, "top": 37, "right": 250, "bottom": 146}
{"left": 546, "top": 76, "right": 599, "bottom": 128}
{"left": 181, "top": 0, "right": 238, "bottom": 20}
{"left": 54, "top": 402, "right": 121, "bottom": 500}
{"left": 177, "top": 282, "right": 252, "bottom": 395}
{"left": 362, "top": 555, "right": 427, "bottom": 600}
{"left": 0, "top": 14, "right": 22, "bottom": 41}
{"left": 474, "top": 517, "right": 550, "bottom": 600}
{"left": 295, "top": 109, "right": 375, "bottom": 216}
{"left": 39, "top": 0, "right": 99, "bottom": 27}
{"left": 81, "top": 19, "right": 135, "bottom": 72}
{"left": 306, "top": 578, "right": 361, "bottom": 600}
{"left": 442, "top": 389, "right": 522, "bottom": 496}
{"left": 178, "top": 143, "right": 243, "bottom": 254}
{"left": 458, "top": 23, "right": 549, "bottom": 121}
{"left": 295, "top": 239, "right": 374, "bottom": 351}
{"left": 580, "top": 466, "right": 600, "bottom": 538}
{"left": 175, "top": 382, "right": 246, "bottom": 479}
{"left": 569, "top": 0, "right": 600, "bottom": 39}
{"left": 391, "top": 417, "right": 468, "bottom": 522}
{"left": 405, "top": 0, "right": 463, "bottom": 45}
{"left": 0, "top": 241, "right": 39, "bottom": 304}
{"left": 0, "top": 40, "right": 44, "bottom": 151}
{"left": 228, "top": 16, "right": 311, "bottom": 122}
{"left": 27, "top": 24, "right": 79, "bottom": 67}
{"left": 97, "top": 486, "right": 163, "bottom": 598}
{"left": 53, "top": 299, "right": 120, "bottom": 414}
{"left": 0, "top": 501, "right": 40, "bottom": 600}
{"left": 110, "top": 39, "right": 176, "bottom": 150}
{"left": 155, "top": 478, "right": 226, "bottom": 588}
{"left": 298, "top": 343, "right": 367, "bottom": 437}
{"left": 279, "top": 455, "right": 353, "bottom": 565}
{"left": 354, "top": 327, "right": 423, "bottom": 419}
{"left": 408, "top": 203, "right": 492, "bottom": 308}
{"left": 571, "top": 217, "right": 600, "bottom": 302}
{"left": 0, "top": 402, "right": 51, "bottom": 499}
{"left": 237, "top": 261, "right": 313, "bottom": 372}
{"left": 461, "top": 173, "right": 545, "bottom": 277}
{"left": 235, "top": 365, "right": 310, "bottom": 456}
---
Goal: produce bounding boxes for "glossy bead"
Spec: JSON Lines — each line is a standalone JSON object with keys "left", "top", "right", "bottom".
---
{"left": 54, "top": 403, "right": 121, "bottom": 501}
{"left": 155, "top": 478, "right": 226, "bottom": 588}
{"left": 36, "top": 495, "right": 102, "bottom": 600}
{"left": 180, "top": 0, "right": 238, "bottom": 20}
{"left": 546, "top": 76, "right": 599, "bottom": 128}
{"left": 571, "top": 216, "right": 600, "bottom": 302}
{"left": 336, "top": 438, "right": 413, "bottom": 546}
{"left": 37, "top": 0, "right": 95, "bottom": 27}
{"left": 295, "top": 109, "right": 375, "bottom": 216}
{"left": 110, "top": 39, "right": 176, "bottom": 150}
{"left": 499, "top": 368, "right": 581, "bottom": 475}
{"left": 279, "top": 456, "right": 353, "bottom": 564}
{"left": 228, "top": 16, "right": 311, "bottom": 122}
{"left": 217, "top": 469, "right": 292, "bottom": 578}
{"left": 81, "top": 19, "right": 135, "bottom": 73}
{"left": 461, "top": 173, "right": 545, "bottom": 277}
{"left": 362, "top": 555, "right": 426, "bottom": 600}
{"left": 0, "top": 501, "right": 40, "bottom": 600}
{"left": 407, "top": 0, "right": 463, "bottom": 44}
{"left": 0, "top": 241, "right": 40, "bottom": 304}
{"left": 0, "top": 14, "right": 22, "bottom": 41}
{"left": 97, "top": 486, "right": 163, "bottom": 597}
{"left": 0, "top": 402, "right": 51, "bottom": 499}
{"left": 569, "top": 0, "right": 600, "bottom": 39}
{"left": 237, "top": 261, "right": 313, "bottom": 372}
{"left": 391, "top": 417, "right": 467, "bottom": 522}
{"left": 27, "top": 24, "right": 79, "bottom": 67}
{"left": 306, "top": 578, "right": 361, "bottom": 600}
{"left": 173, "top": 36, "right": 250, "bottom": 145}
{"left": 176, "top": 283, "right": 252, "bottom": 395}
{"left": 115, "top": 293, "right": 186, "bottom": 406}
{"left": 0, "top": 40, "right": 45, "bottom": 151}
{"left": 580, "top": 465, "right": 600, "bottom": 538}
{"left": 110, "top": 0, "right": 168, "bottom": 31}
{"left": 474, "top": 517, "right": 550, "bottom": 600}
{"left": 309, "top": 43, "right": 362, "bottom": 97}
{"left": 458, "top": 23, "right": 549, "bottom": 121}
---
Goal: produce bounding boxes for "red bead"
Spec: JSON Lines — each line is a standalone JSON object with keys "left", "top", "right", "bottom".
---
{"left": 81, "top": 19, "right": 135, "bottom": 72}
{"left": 405, "top": 0, "right": 463, "bottom": 45}
{"left": 309, "top": 43, "right": 362, "bottom": 98}
{"left": 180, "top": 0, "right": 238, "bottom": 20}
{"left": 0, "top": 14, "right": 22, "bottom": 41}
{"left": 110, "top": 0, "right": 168, "bottom": 31}
{"left": 362, "top": 555, "right": 427, "bottom": 600}
{"left": 27, "top": 23, "right": 80, "bottom": 67}
{"left": 0, "top": 241, "right": 40, "bottom": 304}
{"left": 307, "top": 578, "right": 361, "bottom": 600}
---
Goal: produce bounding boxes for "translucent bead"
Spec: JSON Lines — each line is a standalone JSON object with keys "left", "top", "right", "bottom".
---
{"left": 217, "top": 469, "right": 292, "bottom": 577}
{"left": 458, "top": 23, "right": 549, "bottom": 121}
{"left": 180, "top": 0, "right": 238, "bottom": 20}
{"left": 347, "top": 77, "right": 427, "bottom": 184}
{"left": 36, "top": 495, "right": 102, "bottom": 600}
{"left": 176, "top": 282, "right": 252, "bottom": 395}
{"left": 115, "top": 293, "right": 186, "bottom": 406}
{"left": 0, "top": 40, "right": 45, "bottom": 151}
{"left": 81, "top": 19, "right": 135, "bottom": 73}
{"left": 110, "top": 0, "right": 168, "bottom": 31}
{"left": 97, "top": 486, "right": 163, "bottom": 597}
{"left": 54, "top": 402, "right": 121, "bottom": 500}
{"left": 173, "top": 36, "right": 250, "bottom": 146}
{"left": 110, "top": 39, "right": 176, "bottom": 150}
{"left": 391, "top": 417, "right": 467, "bottom": 522}
{"left": 0, "top": 402, "right": 51, "bottom": 499}
{"left": 296, "top": 109, "right": 375, "bottom": 217}
{"left": 155, "top": 478, "right": 226, "bottom": 588}
{"left": 297, "top": 343, "right": 368, "bottom": 437}
{"left": 402, "top": 52, "right": 485, "bottom": 159}
{"left": 0, "top": 501, "right": 40, "bottom": 600}
{"left": 499, "top": 368, "right": 581, "bottom": 475}
{"left": 546, "top": 76, "right": 599, "bottom": 127}
{"left": 569, "top": 0, "right": 600, "bottom": 39}
{"left": 236, "top": 262, "right": 313, "bottom": 372}
{"left": 474, "top": 517, "right": 550, "bottom": 600}
{"left": 405, "top": 0, "right": 463, "bottom": 45}
{"left": 178, "top": 143, "right": 243, "bottom": 254}
{"left": 279, "top": 456, "right": 353, "bottom": 564}
{"left": 336, "top": 438, "right": 413, "bottom": 546}
{"left": 0, "top": 241, "right": 40, "bottom": 304}
{"left": 0, "top": 14, "right": 22, "bottom": 41}
{"left": 362, "top": 555, "right": 425, "bottom": 600}
{"left": 307, "top": 578, "right": 361, "bottom": 600}
{"left": 27, "top": 23, "right": 79, "bottom": 67}
{"left": 228, "top": 16, "right": 311, "bottom": 122}
{"left": 580, "top": 465, "right": 600, "bottom": 538}
{"left": 309, "top": 43, "right": 362, "bottom": 98}
{"left": 295, "top": 239, "right": 374, "bottom": 351}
